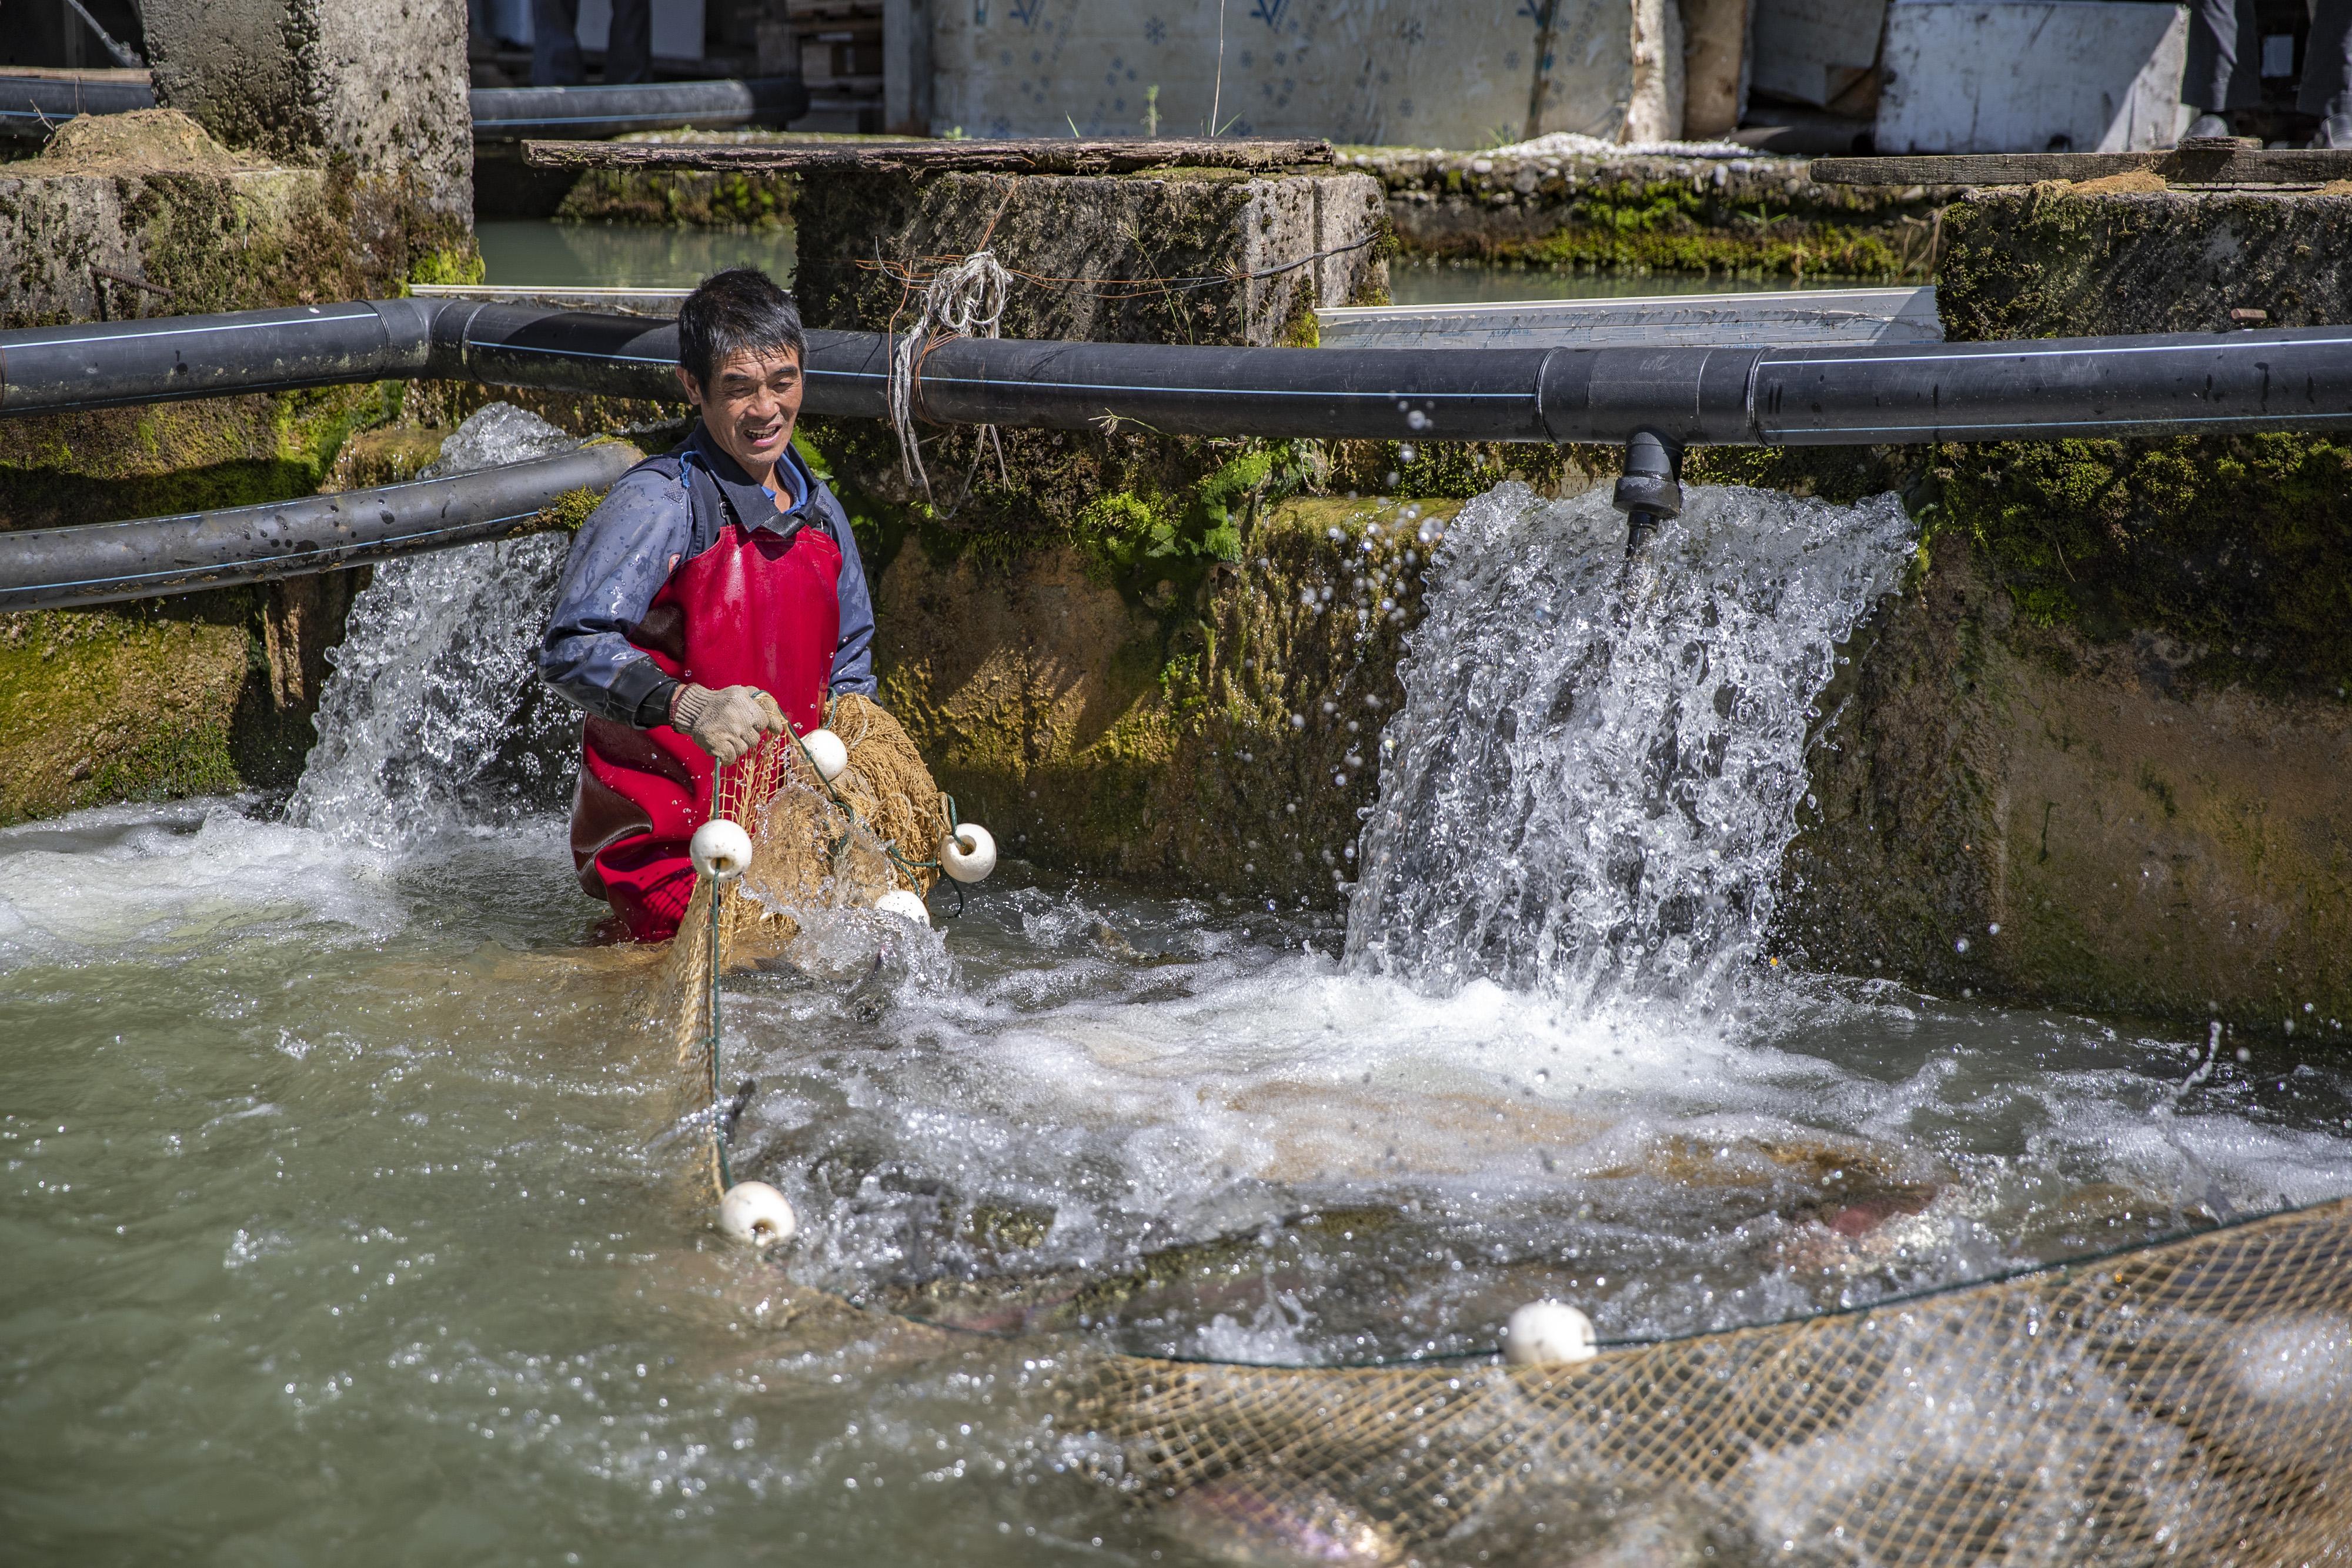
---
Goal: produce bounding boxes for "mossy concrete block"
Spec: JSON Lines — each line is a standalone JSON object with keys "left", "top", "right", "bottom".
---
{"left": 142, "top": 0, "right": 472, "bottom": 270}
{"left": 1937, "top": 180, "right": 2352, "bottom": 340}
{"left": 1782, "top": 533, "right": 2352, "bottom": 1032}
{"left": 0, "top": 600, "right": 254, "bottom": 825}
{"left": 1776, "top": 176, "right": 2352, "bottom": 1029}
{"left": 0, "top": 112, "right": 363, "bottom": 326}
{"left": 793, "top": 167, "right": 1388, "bottom": 346}
{"left": 874, "top": 496, "right": 1446, "bottom": 905}
{"left": 1352, "top": 146, "right": 1950, "bottom": 281}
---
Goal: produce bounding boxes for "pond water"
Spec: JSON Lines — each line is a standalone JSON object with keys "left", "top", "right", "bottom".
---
{"left": 475, "top": 217, "right": 1855, "bottom": 308}
{"left": 477, "top": 218, "right": 799, "bottom": 290}
{"left": 7, "top": 446, "right": 2350, "bottom": 1564}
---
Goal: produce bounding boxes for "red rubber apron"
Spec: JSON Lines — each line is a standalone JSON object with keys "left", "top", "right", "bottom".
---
{"left": 569, "top": 517, "right": 842, "bottom": 941}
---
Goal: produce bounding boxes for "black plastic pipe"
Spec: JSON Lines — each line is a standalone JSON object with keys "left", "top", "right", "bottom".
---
{"left": 0, "top": 77, "right": 808, "bottom": 139}
{"left": 6, "top": 299, "right": 2352, "bottom": 447}
{"left": 0, "top": 300, "right": 436, "bottom": 416}
{"left": 0, "top": 74, "right": 153, "bottom": 132}
{"left": 469, "top": 78, "right": 809, "bottom": 139}
{"left": 0, "top": 442, "right": 640, "bottom": 613}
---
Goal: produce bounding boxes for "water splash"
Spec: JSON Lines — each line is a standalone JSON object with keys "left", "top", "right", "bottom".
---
{"left": 286, "top": 405, "right": 586, "bottom": 849}
{"left": 1346, "top": 480, "right": 1915, "bottom": 1009}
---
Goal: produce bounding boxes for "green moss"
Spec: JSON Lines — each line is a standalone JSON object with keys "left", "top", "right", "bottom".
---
{"left": 556, "top": 172, "right": 795, "bottom": 228}
{"left": 0, "top": 597, "right": 256, "bottom": 825}
{"left": 0, "top": 383, "right": 395, "bottom": 530}
{"left": 82, "top": 716, "right": 241, "bottom": 805}
{"left": 405, "top": 245, "right": 487, "bottom": 287}
{"left": 1399, "top": 176, "right": 1942, "bottom": 282}
{"left": 1927, "top": 433, "right": 2352, "bottom": 696}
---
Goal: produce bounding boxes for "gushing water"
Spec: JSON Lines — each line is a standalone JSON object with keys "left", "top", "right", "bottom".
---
{"left": 1348, "top": 481, "right": 1915, "bottom": 1008}
{"left": 286, "top": 404, "right": 583, "bottom": 848}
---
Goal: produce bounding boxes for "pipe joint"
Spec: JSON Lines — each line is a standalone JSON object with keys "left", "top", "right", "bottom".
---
{"left": 1612, "top": 429, "right": 1683, "bottom": 556}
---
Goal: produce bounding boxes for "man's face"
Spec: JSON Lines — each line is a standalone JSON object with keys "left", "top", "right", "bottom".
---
{"left": 676, "top": 345, "right": 804, "bottom": 479}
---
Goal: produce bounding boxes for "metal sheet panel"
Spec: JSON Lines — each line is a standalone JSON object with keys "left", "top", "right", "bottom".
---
{"left": 1314, "top": 287, "right": 1942, "bottom": 350}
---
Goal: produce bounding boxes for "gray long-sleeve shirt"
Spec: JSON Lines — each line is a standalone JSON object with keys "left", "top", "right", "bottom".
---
{"left": 537, "top": 426, "right": 878, "bottom": 727}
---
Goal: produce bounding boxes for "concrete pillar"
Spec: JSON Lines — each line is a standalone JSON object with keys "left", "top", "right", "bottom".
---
{"left": 142, "top": 0, "right": 473, "bottom": 273}
{"left": 793, "top": 168, "right": 1387, "bottom": 345}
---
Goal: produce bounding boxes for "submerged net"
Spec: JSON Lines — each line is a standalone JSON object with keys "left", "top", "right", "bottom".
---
{"left": 1071, "top": 1198, "right": 2352, "bottom": 1564}
{"left": 642, "top": 719, "right": 2352, "bottom": 1561}
{"left": 642, "top": 476, "right": 2352, "bottom": 1560}
{"left": 655, "top": 694, "right": 954, "bottom": 1173}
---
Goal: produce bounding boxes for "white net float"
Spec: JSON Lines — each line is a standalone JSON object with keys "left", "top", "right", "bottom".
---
{"left": 940, "top": 822, "right": 997, "bottom": 884}
{"left": 799, "top": 727, "right": 848, "bottom": 782}
{"left": 689, "top": 818, "right": 754, "bottom": 882}
{"left": 1502, "top": 1299, "right": 1596, "bottom": 1366}
{"left": 874, "top": 888, "right": 931, "bottom": 925}
{"left": 717, "top": 1181, "right": 797, "bottom": 1248}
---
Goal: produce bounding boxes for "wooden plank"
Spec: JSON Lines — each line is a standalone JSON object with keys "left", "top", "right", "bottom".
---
{"left": 522, "top": 136, "right": 1335, "bottom": 175}
{"left": 409, "top": 283, "right": 687, "bottom": 317}
{"left": 1316, "top": 287, "right": 1942, "bottom": 350}
{"left": 1812, "top": 139, "right": 2352, "bottom": 186}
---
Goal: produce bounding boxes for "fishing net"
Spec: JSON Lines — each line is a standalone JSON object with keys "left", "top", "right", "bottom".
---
{"left": 1065, "top": 1196, "right": 2352, "bottom": 1564}
{"left": 654, "top": 693, "right": 954, "bottom": 1152}
{"left": 647, "top": 711, "right": 2352, "bottom": 1564}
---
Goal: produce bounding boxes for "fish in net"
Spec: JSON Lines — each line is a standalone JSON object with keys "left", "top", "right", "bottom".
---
{"left": 1064, "top": 1196, "right": 2352, "bottom": 1565}
{"left": 634, "top": 714, "right": 2352, "bottom": 1564}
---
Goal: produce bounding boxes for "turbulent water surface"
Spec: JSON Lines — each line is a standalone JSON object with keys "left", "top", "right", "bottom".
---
{"left": 5, "top": 473, "right": 2350, "bottom": 1564}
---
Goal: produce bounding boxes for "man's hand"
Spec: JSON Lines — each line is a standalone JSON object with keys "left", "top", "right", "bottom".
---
{"left": 669, "top": 683, "right": 783, "bottom": 764}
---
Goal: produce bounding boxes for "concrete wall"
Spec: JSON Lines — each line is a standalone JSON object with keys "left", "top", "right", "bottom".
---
{"left": 1876, "top": 0, "right": 2186, "bottom": 155}
{"left": 926, "top": 0, "right": 1676, "bottom": 148}
{"left": 793, "top": 166, "right": 1387, "bottom": 345}
{"left": 1769, "top": 178, "right": 2352, "bottom": 1034}
{"left": 143, "top": 0, "right": 474, "bottom": 263}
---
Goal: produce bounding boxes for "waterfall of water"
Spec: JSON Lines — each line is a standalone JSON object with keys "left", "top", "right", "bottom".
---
{"left": 286, "top": 404, "right": 589, "bottom": 849}
{"left": 1346, "top": 480, "right": 1916, "bottom": 1009}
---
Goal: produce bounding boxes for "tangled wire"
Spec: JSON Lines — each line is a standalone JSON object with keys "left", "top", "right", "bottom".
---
{"left": 886, "top": 249, "right": 1014, "bottom": 513}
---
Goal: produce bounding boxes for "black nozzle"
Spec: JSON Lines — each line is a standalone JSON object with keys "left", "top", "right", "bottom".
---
{"left": 1612, "top": 427, "right": 1682, "bottom": 555}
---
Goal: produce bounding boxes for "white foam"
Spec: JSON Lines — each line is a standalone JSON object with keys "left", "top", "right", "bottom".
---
{"left": 0, "top": 800, "right": 401, "bottom": 968}
{"left": 1348, "top": 481, "right": 1915, "bottom": 1009}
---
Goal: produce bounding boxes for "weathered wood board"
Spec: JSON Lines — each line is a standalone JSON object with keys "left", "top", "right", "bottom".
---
{"left": 1814, "top": 139, "right": 2352, "bottom": 185}
{"left": 521, "top": 137, "right": 1335, "bottom": 175}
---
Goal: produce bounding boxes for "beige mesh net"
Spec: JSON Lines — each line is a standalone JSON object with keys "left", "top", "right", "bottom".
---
{"left": 644, "top": 710, "right": 2352, "bottom": 1566}
{"left": 652, "top": 695, "right": 955, "bottom": 1159}
{"left": 1068, "top": 1197, "right": 2352, "bottom": 1565}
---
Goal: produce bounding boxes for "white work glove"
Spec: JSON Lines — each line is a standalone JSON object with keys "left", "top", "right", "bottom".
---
{"left": 668, "top": 683, "right": 784, "bottom": 765}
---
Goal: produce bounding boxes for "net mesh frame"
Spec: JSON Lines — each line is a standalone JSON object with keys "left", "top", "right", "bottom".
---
{"left": 648, "top": 710, "right": 2352, "bottom": 1564}
{"left": 1068, "top": 1197, "right": 2352, "bottom": 1564}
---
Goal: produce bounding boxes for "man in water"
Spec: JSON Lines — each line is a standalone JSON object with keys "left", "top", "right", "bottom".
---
{"left": 537, "top": 267, "right": 878, "bottom": 940}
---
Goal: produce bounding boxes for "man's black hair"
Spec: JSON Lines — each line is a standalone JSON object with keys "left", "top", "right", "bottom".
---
{"left": 676, "top": 266, "right": 806, "bottom": 387}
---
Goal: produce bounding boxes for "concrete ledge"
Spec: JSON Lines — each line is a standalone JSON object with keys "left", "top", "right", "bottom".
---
{"left": 793, "top": 167, "right": 1387, "bottom": 346}
{"left": 1939, "top": 180, "right": 2352, "bottom": 340}
{"left": 1345, "top": 145, "right": 1952, "bottom": 279}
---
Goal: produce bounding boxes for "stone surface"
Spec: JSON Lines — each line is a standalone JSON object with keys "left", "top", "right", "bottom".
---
{"left": 925, "top": 0, "right": 1676, "bottom": 148}
{"left": 142, "top": 0, "right": 473, "bottom": 272}
{"left": 793, "top": 167, "right": 1387, "bottom": 346}
{"left": 871, "top": 495, "right": 1446, "bottom": 905}
{"left": 1937, "top": 182, "right": 2352, "bottom": 340}
{"left": 1354, "top": 146, "right": 1950, "bottom": 280}
{"left": 0, "top": 112, "right": 355, "bottom": 327}
{"left": 1764, "top": 179, "right": 2352, "bottom": 1031}
{"left": 1782, "top": 533, "right": 2352, "bottom": 1032}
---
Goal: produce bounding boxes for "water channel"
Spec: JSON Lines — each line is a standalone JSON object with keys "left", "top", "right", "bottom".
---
{"left": 6, "top": 369, "right": 2347, "bottom": 1564}
{"left": 473, "top": 218, "right": 1860, "bottom": 306}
